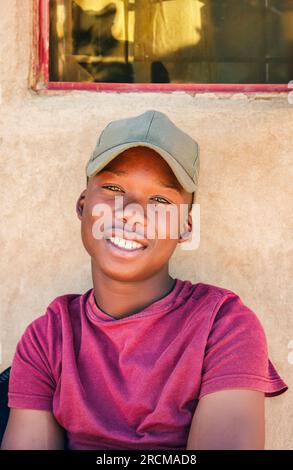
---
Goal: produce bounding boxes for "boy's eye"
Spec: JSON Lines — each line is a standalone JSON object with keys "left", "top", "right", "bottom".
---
{"left": 102, "top": 185, "right": 123, "bottom": 192}
{"left": 152, "top": 196, "right": 170, "bottom": 204}
{"left": 101, "top": 186, "right": 170, "bottom": 204}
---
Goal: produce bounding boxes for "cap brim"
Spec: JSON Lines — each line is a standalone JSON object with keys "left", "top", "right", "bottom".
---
{"left": 86, "top": 142, "right": 197, "bottom": 193}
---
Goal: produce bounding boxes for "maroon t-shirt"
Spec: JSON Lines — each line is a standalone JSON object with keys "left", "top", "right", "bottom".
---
{"left": 8, "top": 278, "right": 288, "bottom": 450}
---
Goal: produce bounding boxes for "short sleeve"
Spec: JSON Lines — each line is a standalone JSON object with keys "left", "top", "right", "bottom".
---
{"left": 8, "top": 313, "right": 58, "bottom": 411}
{"left": 198, "top": 292, "right": 289, "bottom": 400}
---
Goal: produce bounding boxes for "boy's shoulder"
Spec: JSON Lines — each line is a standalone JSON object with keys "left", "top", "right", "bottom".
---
{"left": 22, "top": 290, "right": 90, "bottom": 335}
{"left": 46, "top": 291, "right": 85, "bottom": 313}
{"left": 188, "top": 280, "right": 263, "bottom": 331}
{"left": 187, "top": 279, "right": 241, "bottom": 304}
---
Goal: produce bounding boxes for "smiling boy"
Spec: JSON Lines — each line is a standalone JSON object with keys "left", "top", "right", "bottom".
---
{"left": 2, "top": 110, "right": 288, "bottom": 450}
{"left": 77, "top": 144, "right": 194, "bottom": 320}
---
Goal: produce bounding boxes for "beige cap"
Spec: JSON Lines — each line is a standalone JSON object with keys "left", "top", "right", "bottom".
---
{"left": 86, "top": 110, "right": 200, "bottom": 204}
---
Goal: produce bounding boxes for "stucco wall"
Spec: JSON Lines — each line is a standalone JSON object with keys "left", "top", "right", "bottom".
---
{"left": 0, "top": 1, "right": 292, "bottom": 450}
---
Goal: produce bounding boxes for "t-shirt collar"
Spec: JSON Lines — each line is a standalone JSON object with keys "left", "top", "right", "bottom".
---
{"left": 86, "top": 277, "right": 183, "bottom": 323}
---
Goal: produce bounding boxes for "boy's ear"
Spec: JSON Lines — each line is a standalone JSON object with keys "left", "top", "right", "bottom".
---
{"left": 178, "top": 213, "right": 193, "bottom": 244}
{"left": 76, "top": 189, "right": 87, "bottom": 220}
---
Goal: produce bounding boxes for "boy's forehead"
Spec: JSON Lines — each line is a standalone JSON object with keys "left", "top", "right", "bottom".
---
{"left": 99, "top": 147, "right": 182, "bottom": 187}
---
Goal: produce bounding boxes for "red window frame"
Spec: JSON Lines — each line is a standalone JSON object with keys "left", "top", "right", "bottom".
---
{"left": 33, "top": 0, "right": 291, "bottom": 93}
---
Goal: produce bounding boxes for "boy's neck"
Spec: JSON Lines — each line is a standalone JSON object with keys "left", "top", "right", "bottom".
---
{"left": 91, "top": 262, "right": 176, "bottom": 320}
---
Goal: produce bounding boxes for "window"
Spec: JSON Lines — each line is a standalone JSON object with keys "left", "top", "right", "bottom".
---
{"left": 35, "top": 0, "right": 293, "bottom": 92}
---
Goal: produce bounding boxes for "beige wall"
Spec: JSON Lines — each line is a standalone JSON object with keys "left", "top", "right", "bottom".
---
{"left": 0, "top": 1, "right": 292, "bottom": 450}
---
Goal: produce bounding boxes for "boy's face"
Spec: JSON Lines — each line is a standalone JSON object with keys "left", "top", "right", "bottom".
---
{"left": 76, "top": 146, "right": 193, "bottom": 282}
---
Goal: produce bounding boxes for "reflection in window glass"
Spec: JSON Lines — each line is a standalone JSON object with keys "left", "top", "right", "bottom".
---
{"left": 49, "top": 0, "right": 293, "bottom": 84}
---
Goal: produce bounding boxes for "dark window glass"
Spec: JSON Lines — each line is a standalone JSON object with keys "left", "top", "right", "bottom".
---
{"left": 49, "top": 0, "right": 293, "bottom": 84}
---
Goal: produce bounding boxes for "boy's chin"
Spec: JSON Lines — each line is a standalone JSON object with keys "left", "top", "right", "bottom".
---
{"left": 93, "top": 265, "right": 149, "bottom": 283}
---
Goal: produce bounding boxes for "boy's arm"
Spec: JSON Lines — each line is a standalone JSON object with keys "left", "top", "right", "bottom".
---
{"left": 186, "top": 389, "right": 265, "bottom": 450}
{"left": 1, "top": 408, "right": 65, "bottom": 450}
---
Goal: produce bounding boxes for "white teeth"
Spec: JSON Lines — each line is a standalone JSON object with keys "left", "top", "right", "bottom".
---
{"left": 107, "top": 237, "right": 144, "bottom": 250}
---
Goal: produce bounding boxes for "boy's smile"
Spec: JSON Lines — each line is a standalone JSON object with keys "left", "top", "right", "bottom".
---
{"left": 76, "top": 146, "right": 193, "bottom": 319}
{"left": 104, "top": 230, "right": 147, "bottom": 257}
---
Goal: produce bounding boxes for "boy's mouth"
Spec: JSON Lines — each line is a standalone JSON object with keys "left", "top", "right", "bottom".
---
{"left": 104, "top": 236, "right": 147, "bottom": 257}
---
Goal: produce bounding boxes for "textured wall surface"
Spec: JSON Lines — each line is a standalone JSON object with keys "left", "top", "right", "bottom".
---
{"left": 0, "top": 1, "right": 292, "bottom": 450}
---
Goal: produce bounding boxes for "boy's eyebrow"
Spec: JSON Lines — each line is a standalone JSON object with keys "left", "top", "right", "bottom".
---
{"left": 99, "top": 169, "right": 182, "bottom": 193}
{"left": 99, "top": 169, "right": 127, "bottom": 176}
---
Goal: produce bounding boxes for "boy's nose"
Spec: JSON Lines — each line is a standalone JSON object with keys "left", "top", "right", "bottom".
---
{"left": 115, "top": 203, "right": 146, "bottom": 229}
